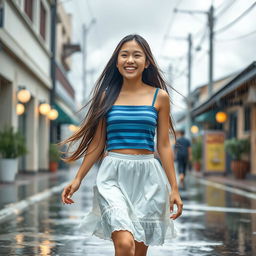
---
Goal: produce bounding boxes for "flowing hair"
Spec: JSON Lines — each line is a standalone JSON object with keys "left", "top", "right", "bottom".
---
{"left": 59, "top": 34, "right": 176, "bottom": 163}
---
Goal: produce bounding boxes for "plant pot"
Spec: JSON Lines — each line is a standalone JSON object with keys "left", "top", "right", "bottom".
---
{"left": 194, "top": 162, "right": 201, "bottom": 172}
{"left": 231, "top": 160, "right": 249, "bottom": 179}
{"left": 49, "top": 161, "right": 58, "bottom": 172}
{"left": 0, "top": 158, "right": 18, "bottom": 182}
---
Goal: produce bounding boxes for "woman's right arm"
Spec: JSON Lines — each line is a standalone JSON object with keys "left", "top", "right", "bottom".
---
{"left": 74, "top": 116, "right": 106, "bottom": 183}
{"left": 61, "top": 117, "right": 106, "bottom": 204}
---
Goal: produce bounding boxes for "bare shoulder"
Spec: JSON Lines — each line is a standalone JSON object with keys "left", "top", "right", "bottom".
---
{"left": 157, "top": 88, "right": 170, "bottom": 110}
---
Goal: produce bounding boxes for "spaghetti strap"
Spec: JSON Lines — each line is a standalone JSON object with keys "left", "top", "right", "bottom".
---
{"left": 151, "top": 88, "right": 159, "bottom": 107}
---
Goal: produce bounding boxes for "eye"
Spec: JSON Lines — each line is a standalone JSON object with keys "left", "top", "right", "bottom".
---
{"left": 135, "top": 55, "right": 141, "bottom": 57}
{"left": 121, "top": 54, "right": 127, "bottom": 57}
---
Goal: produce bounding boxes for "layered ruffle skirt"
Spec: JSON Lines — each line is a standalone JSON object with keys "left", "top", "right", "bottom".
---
{"left": 78, "top": 151, "right": 178, "bottom": 246}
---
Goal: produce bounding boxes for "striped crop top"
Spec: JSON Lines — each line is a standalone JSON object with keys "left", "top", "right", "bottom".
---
{"left": 105, "top": 88, "right": 159, "bottom": 152}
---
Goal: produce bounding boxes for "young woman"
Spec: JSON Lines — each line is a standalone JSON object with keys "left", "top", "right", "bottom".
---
{"left": 61, "top": 34, "right": 183, "bottom": 256}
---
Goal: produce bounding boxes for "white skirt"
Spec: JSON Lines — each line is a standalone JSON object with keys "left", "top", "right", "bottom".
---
{"left": 78, "top": 151, "right": 178, "bottom": 246}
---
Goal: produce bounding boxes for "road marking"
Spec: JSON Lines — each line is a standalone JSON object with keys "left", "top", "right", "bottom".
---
{"left": 183, "top": 204, "right": 256, "bottom": 213}
{"left": 196, "top": 177, "right": 256, "bottom": 200}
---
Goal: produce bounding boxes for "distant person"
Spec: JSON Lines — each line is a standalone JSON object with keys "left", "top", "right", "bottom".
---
{"left": 174, "top": 130, "right": 192, "bottom": 189}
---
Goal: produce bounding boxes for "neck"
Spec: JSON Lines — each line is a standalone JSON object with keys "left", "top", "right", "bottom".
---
{"left": 121, "top": 76, "right": 144, "bottom": 91}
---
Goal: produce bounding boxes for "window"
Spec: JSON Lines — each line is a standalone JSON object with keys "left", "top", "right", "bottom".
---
{"left": 244, "top": 106, "right": 251, "bottom": 132}
{"left": 40, "top": 1, "right": 46, "bottom": 40}
{"left": 24, "top": 0, "right": 33, "bottom": 22}
{"left": 0, "top": 1, "right": 3, "bottom": 28}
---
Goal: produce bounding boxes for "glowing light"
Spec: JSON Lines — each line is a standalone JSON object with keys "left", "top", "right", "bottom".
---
{"left": 216, "top": 111, "right": 227, "bottom": 123}
{"left": 191, "top": 125, "right": 199, "bottom": 134}
{"left": 39, "top": 103, "right": 51, "bottom": 115}
{"left": 47, "top": 109, "right": 58, "bottom": 120}
{"left": 16, "top": 103, "right": 25, "bottom": 115}
{"left": 69, "top": 124, "right": 79, "bottom": 132}
{"left": 17, "top": 89, "right": 31, "bottom": 103}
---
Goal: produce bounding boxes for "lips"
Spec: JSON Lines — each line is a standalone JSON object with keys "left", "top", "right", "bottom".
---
{"left": 124, "top": 66, "right": 137, "bottom": 70}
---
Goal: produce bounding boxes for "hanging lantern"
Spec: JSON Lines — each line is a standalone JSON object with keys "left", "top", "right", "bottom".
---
{"left": 16, "top": 103, "right": 25, "bottom": 115}
{"left": 191, "top": 125, "right": 199, "bottom": 134}
{"left": 39, "top": 103, "right": 51, "bottom": 115}
{"left": 215, "top": 111, "right": 227, "bottom": 123}
{"left": 69, "top": 124, "right": 79, "bottom": 132}
{"left": 17, "top": 89, "right": 31, "bottom": 103}
{"left": 47, "top": 109, "right": 58, "bottom": 120}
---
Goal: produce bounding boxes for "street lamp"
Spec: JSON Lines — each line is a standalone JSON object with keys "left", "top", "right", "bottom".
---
{"left": 47, "top": 109, "right": 58, "bottom": 120}
{"left": 39, "top": 102, "right": 51, "bottom": 115}
{"left": 216, "top": 111, "right": 227, "bottom": 123}
{"left": 16, "top": 103, "right": 25, "bottom": 115}
{"left": 191, "top": 125, "right": 199, "bottom": 134}
{"left": 17, "top": 87, "right": 31, "bottom": 103}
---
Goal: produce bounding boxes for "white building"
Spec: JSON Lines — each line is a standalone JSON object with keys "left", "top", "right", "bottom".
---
{"left": 0, "top": 0, "right": 52, "bottom": 172}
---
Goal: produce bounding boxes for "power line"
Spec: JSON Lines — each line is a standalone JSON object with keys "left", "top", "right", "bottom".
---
{"left": 216, "top": 29, "right": 256, "bottom": 42}
{"left": 215, "top": 0, "right": 238, "bottom": 18}
{"left": 215, "top": 2, "right": 256, "bottom": 34}
{"left": 159, "top": 0, "right": 184, "bottom": 52}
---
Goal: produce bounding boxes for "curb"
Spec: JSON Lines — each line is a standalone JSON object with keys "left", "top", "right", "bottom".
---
{"left": 0, "top": 181, "right": 69, "bottom": 224}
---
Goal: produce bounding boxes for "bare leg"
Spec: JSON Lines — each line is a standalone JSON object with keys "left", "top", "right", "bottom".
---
{"left": 111, "top": 230, "right": 135, "bottom": 256}
{"left": 135, "top": 240, "right": 149, "bottom": 256}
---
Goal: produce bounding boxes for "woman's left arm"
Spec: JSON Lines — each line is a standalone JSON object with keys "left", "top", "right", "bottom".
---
{"left": 156, "top": 89, "right": 183, "bottom": 220}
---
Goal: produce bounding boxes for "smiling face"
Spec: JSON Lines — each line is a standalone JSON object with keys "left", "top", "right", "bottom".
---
{"left": 116, "top": 39, "right": 149, "bottom": 80}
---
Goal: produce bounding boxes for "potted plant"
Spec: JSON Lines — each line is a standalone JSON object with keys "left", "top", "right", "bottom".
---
{"left": 192, "top": 138, "right": 202, "bottom": 171}
{"left": 0, "top": 126, "right": 28, "bottom": 182}
{"left": 49, "top": 143, "right": 60, "bottom": 172}
{"left": 224, "top": 138, "right": 250, "bottom": 179}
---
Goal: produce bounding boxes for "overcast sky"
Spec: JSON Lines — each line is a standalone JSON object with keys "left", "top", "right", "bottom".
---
{"left": 62, "top": 0, "right": 256, "bottom": 113}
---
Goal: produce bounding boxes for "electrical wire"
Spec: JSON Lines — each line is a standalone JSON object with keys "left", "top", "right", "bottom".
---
{"left": 159, "top": 0, "right": 184, "bottom": 53}
{"left": 216, "top": 29, "right": 256, "bottom": 42}
{"left": 215, "top": 2, "right": 256, "bottom": 34}
{"left": 215, "top": 0, "right": 238, "bottom": 18}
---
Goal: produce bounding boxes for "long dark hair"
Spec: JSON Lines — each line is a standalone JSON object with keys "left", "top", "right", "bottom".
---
{"left": 59, "top": 34, "right": 176, "bottom": 162}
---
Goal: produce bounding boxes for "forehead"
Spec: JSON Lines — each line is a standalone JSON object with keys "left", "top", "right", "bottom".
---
{"left": 119, "top": 40, "right": 144, "bottom": 53}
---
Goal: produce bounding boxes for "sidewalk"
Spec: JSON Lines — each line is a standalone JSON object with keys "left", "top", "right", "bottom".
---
{"left": 0, "top": 165, "right": 80, "bottom": 224}
{"left": 191, "top": 170, "right": 256, "bottom": 193}
{"left": 0, "top": 169, "right": 69, "bottom": 210}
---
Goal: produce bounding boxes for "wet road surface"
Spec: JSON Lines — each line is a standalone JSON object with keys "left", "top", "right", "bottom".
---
{"left": 0, "top": 164, "right": 255, "bottom": 255}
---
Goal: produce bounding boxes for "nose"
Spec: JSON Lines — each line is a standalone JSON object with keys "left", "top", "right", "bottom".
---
{"left": 127, "top": 55, "right": 134, "bottom": 63}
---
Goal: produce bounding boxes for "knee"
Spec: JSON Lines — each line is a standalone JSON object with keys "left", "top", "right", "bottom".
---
{"left": 115, "top": 238, "right": 135, "bottom": 255}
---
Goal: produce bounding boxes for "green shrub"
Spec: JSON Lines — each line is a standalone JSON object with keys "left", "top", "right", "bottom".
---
{"left": 49, "top": 143, "right": 60, "bottom": 162}
{"left": 192, "top": 137, "right": 202, "bottom": 163}
{"left": 0, "top": 126, "right": 28, "bottom": 158}
{"left": 224, "top": 138, "right": 250, "bottom": 160}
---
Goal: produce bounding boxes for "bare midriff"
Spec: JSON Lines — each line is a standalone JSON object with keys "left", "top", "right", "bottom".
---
{"left": 108, "top": 148, "right": 154, "bottom": 155}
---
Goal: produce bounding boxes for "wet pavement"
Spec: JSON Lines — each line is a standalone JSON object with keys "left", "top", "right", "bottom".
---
{"left": 0, "top": 164, "right": 256, "bottom": 255}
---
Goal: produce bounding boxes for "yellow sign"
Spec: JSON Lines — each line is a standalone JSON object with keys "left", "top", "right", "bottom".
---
{"left": 204, "top": 131, "right": 226, "bottom": 172}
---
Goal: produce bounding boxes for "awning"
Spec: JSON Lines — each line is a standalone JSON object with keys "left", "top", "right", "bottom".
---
{"left": 53, "top": 103, "right": 79, "bottom": 125}
{"left": 194, "top": 109, "right": 218, "bottom": 124}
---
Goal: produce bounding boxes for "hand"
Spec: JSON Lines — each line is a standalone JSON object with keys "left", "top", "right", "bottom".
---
{"left": 61, "top": 178, "right": 81, "bottom": 205}
{"left": 169, "top": 191, "right": 183, "bottom": 220}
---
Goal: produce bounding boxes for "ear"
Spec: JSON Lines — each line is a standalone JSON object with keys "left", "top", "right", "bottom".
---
{"left": 145, "top": 60, "right": 150, "bottom": 69}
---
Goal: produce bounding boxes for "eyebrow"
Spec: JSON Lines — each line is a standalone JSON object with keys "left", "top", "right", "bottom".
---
{"left": 120, "top": 50, "right": 143, "bottom": 54}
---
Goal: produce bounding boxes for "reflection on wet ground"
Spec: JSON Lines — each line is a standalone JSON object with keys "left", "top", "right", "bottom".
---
{"left": 0, "top": 166, "right": 255, "bottom": 255}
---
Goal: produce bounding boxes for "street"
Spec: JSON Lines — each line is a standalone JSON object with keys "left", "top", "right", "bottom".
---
{"left": 0, "top": 165, "right": 255, "bottom": 256}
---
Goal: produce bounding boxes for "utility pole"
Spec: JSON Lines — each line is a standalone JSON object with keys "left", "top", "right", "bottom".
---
{"left": 174, "top": 5, "right": 215, "bottom": 97}
{"left": 208, "top": 5, "right": 214, "bottom": 97}
{"left": 166, "top": 34, "right": 193, "bottom": 139}
{"left": 82, "top": 19, "right": 96, "bottom": 105}
{"left": 50, "top": 0, "right": 57, "bottom": 143}
{"left": 82, "top": 24, "right": 87, "bottom": 105}
{"left": 187, "top": 33, "right": 192, "bottom": 139}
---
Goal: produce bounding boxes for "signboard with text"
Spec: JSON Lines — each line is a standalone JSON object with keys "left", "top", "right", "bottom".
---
{"left": 203, "top": 130, "right": 226, "bottom": 173}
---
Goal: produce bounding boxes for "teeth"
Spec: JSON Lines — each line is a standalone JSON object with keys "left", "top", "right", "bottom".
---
{"left": 125, "top": 67, "right": 136, "bottom": 70}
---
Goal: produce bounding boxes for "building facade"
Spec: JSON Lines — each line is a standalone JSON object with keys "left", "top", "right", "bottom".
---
{"left": 0, "top": 0, "right": 52, "bottom": 172}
